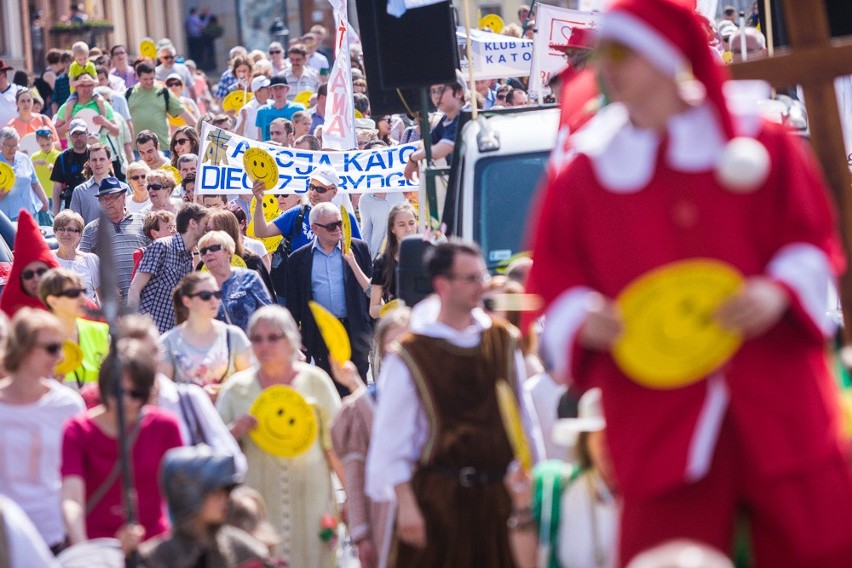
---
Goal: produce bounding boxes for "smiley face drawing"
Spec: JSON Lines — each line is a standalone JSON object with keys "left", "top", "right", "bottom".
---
{"left": 223, "top": 90, "right": 253, "bottom": 113}
{"left": 247, "top": 192, "right": 284, "bottom": 253}
{"left": 612, "top": 259, "right": 744, "bottom": 390}
{"left": 0, "top": 162, "right": 15, "bottom": 194}
{"left": 249, "top": 385, "right": 318, "bottom": 457}
{"left": 243, "top": 148, "right": 279, "bottom": 190}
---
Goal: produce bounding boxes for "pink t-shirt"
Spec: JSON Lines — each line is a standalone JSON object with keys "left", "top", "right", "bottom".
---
{"left": 61, "top": 406, "right": 183, "bottom": 540}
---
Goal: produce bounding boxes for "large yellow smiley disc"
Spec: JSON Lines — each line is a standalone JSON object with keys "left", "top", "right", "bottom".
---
{"left": 0, "top": 162, "right": 14, "bottom": 194}
{"left": 222, "top": 90, "right": 253, "bottom": 113}
{"left": 243, "top": 148, "right": 279, "bottom": 190}
{"left": 139, "top": 39, "right": 157, "bottom": 60}
{"left": 249, "top": 385, "right": 318, "bottom": 457}
{"left": 612, "top": 259, "right": 744, "bottom": 390}
{"left": 479, "top": 14, "right": 505, "bottom": 34}
{"left": 55, "top": 340, "right": 83, "bottom": 376}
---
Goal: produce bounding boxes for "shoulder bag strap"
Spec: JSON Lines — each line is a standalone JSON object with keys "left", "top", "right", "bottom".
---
{"left": 219, "top": 327, "right": 233, "bottom": 382}
{"left": 85, "top": 418, "right": 143, "bottom": 514}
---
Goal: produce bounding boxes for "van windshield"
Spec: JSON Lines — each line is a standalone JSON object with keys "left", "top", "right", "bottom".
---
{"left": 473, "top": 151, "right": 549, "bottom": 271}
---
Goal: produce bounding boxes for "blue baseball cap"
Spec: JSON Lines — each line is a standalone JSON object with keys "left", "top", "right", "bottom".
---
{"left": 97, "top": 177, "right": 127, "bottom": 198}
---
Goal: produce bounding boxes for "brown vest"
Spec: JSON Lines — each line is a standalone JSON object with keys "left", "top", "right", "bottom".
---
{"left": 389, "top": 318, "right": 518, "bottom": 568}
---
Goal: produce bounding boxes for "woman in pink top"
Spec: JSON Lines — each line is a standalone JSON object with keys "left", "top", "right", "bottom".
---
{"left": 60, "top": 341, "right": 183, "bottom": 545}
{"left": 7, "top": 90, "right": 61, "bottom": 151}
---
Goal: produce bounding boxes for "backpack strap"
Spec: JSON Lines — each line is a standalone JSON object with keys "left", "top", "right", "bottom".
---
{"left": 124, "top": 86, "right": 133, "bottom": 102}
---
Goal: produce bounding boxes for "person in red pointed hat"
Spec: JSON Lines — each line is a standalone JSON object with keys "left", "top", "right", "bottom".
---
{"left": 526, "top": 0, "right": 852, "bottom": 565}
{"left": 0, "top": 209, "right": 59, "bottom": 317}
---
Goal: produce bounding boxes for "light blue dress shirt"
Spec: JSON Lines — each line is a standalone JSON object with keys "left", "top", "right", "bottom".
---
{"left": 311, "top": 240, "right": 347, "bottom": 318}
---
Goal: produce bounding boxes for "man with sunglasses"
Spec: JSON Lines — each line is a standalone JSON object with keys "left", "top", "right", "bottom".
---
{"left": 155, "top": 45, "right": 194, "bottom": 100}
{"left": 79, "top": 178, "right": 147, "bottom": 303}
{"left": 128, "top": 203, "right": 209, "bottom": 332}
{"left": 284, "top": 201, "right": 372, "bottom": 395}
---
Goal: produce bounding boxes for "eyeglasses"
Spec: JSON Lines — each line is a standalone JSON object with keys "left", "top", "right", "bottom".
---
{"left": 269, "top": 50, "right": 283, "bottom": 55}
{"left": 314, "top": 220, "right": 343, "bottom": 232}
{"left": 37, "top": 342, "right": 62, "bottom": 356}
{"left": 129, "top": 175, "right": 146, "bottom": 181}
{"left": 161, "top": 55, "right": 175, "bottom": 61}
{"left": 447, "top": 272, "right": 490, "bottom": 284}
{"left": 147, "top": 183, "right": 166, "bottom": 191}
{"left": 431, "top": 86, "right": 447, "bottom": 96}
{"left": 199, "top": 244, "right": 223, "bottom": 255}
{"left": 55, "top": 226, "right": 81, "bottom": 233}
{"left": 249, "top": 332, "right": 287, "bottom": 344}
{"left": 308, "top": 183, "right": 333, "bottom": 194}
{"left": 125, "top": 388, "right": 150, "bottom": 401}
{"left": 113, "top": 50, "right": 127, "bottom": 56}
{"left": 174, "top": 138, "right": 190, "bottom": 146}
{"left": 22, "top": 267, "right": 48, "bottom": 280}
{"left": 166, "top": 81, "right": 182, "bottom": 87}
{"left": 496, "top": 94, "right": 507, "bottom": 101}
{"left": 54, "top": 288, "right": 86, "bottom": 299}
{"left": 186, "top": 289, "right": 222, "bottom": 301}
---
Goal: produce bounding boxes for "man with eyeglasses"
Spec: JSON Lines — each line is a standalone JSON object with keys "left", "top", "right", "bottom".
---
{"left": 79, "top": 178, "right": 148, "bottom": 303}
{"left": 128, "top": 203, "right": 209, "bottom": 332}
{"left": 155, "top": 45, "right": 194, "bottom": 100}
{"left": 127, "top": 62, "right": 193, "bottom": 149}
{"left": 255, "top": 76, "right": 306, "bottom": 142}
{"left": 284, "top": 201, "right": 372, "bottom": 395}
{"left": 366, "top": 240, "right": 542, "bottom": 567}
{"left": 50, "top": 118, "right": 90, "bottom": 215}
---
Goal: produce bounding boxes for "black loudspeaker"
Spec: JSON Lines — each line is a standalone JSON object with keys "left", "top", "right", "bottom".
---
{"left": 397, "top": 236, "right": 435, "bottom": 307}
{"left": 356, "top": 0, "right": 458, "bottom": 93}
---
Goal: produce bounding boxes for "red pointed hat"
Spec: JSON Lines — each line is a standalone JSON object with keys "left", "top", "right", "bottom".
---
{"left": 0, "top": 210, "right": 59, "bottom": 317}
{"left": 598, "top": 0, "right": 736, "bottom": 142}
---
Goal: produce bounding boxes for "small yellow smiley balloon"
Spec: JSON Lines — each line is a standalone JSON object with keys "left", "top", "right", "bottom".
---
{"left": 243, "top": 148, "right": 279, "bottom": 190}
{"left": 612, "top": 259, "right": 744, "bottom": 390}
{"left": 249, "top": 385, "right": 318, "bottom": 457}
{"left": 0, "top": 162, "right": 15, "bottom": 194}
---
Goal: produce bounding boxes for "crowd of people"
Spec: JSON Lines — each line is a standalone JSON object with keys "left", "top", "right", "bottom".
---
{"left": 2, "top": 0, "right": 851, "bottom": 567}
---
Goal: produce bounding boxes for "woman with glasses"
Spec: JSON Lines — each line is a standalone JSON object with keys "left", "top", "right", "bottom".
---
{"left": 6, "top": 90, "right": 60, "bottom": 150}
{"left": 0, "top": 210, "right": 59, "bottom": 317}
{"left": 124, "top": 161, "right": 151, "bottom": 214}
{"left": 203, "top": 209, "right": 275, "bottom": 297}
{"left": 159, "top": 272, "right": 252, "bottom": 395}
{"left": 142, "top": 169, "right": 180, "bottom": 214}
{"left": 0, "top": 308, "right": 85, "bottom": 554}
{"left": 60, "top": 340, "right": 183, "bottom": 548}
{"left": 217, "top": 305, "right": 342, "bottom": 568}
{"left": 169, "top": 125, "right": 200, "bottom": 168}
{"left": 38, "top": 268, "right": 109, "bottom": 389}
{"left": 53, "top": 210, "right": 101, "bottom": 303}
{"left": 198, "top": 231, "right": 273, "bottom": 332}
{"left": 268, "top": 42, "right": 288, "bottom": 76}
{"left": 166, "top": 75, "right": 201, "bottom": 135}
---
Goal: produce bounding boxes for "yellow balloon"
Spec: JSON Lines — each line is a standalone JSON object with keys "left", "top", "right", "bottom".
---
{"left": 479, "top": 14, "right": 505, "bottom": 34}
{"left": 0, "top": 162, "right": 15, "bottom": 194}
{"left": 55, "top": 340, "right": 84, "bottom": 375}
{"left": 612, "top": 259, "right": 744, "bottom": 389}
{"left": 139, "top": 39, "right": 157, "bottom": 60}
{"left": 243, "top": 148, "right": 279, "bottom": 190}
{"left": 222, "top": 90, "right": 253, "bottom": 113}
{"left": 249, "top": 385, "right": 318, "bottom": 457}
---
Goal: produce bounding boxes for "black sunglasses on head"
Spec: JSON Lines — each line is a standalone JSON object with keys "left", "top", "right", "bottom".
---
{"left": 22, "top": 267, "right": 48, "bottom": 280}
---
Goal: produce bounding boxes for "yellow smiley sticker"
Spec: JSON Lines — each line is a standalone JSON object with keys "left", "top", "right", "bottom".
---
{"left": 612, "top": 259, "right": 744, "bottom": 390}
{"left": 249, "top": 385, "right": 318, "bottom": 457}
{"left": 139, "top": 39, "right": 158, "bottom": 60}
{"left": 0, "top": 162, "right": 15, "bottom": 194}
{"left": 479, "top": 14, "right": 505, "bottom": 34}
{"left": 243, "top": 148, "right": 279, "bottom": 190}
{"left": 55, "top": 340, "right": 84, "bottom": 376}
{"left": 222, "top": 90, "right": 253, "bottom": 113}
{"left": 247, "top": 193, "right": 284, "bottom": 253}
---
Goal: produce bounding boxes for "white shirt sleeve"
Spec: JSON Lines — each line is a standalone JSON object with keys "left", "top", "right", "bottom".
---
{"left": 365, "top": 352, "right": 429, "bottom": 502}
{"left": 1, "top": 495, "right": 61, "bottom": 568}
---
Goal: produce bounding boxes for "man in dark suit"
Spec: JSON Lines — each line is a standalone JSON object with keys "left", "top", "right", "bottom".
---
{"left": 285, "top": 201, "right": 373, "bottom": 396}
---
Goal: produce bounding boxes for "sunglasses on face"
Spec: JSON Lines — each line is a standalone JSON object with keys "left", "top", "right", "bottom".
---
{"left": 269, "top": 50, "right": 282, "bottom": 55}
{"left": 54, "top": 288, "right": 86, "bottom": 299}
{"left": 199, "top": 244, "right": 223, "bottom": 256}
{"left": 22, "top": 267, "right": 48, "bottom": 280}
{"left": 161, "top": 55, "right": 175, "bottom": 60}
{"left": 174, "top": 138, "right": 190, "bottom": 146}
{"left": 314, "top": 220, "right": 343, "bottom": 232}
{"left": 147, "top": 184, "right": 167, "bottom": 191}
{"left": 308, "top": 184, "right": 332, "bottom": 194}
{"left": 55, "top": 226, "right": 81, "bottom": 234}
{"left": 166, "top": 81, "right": 182, "bottom": 87}
{"left": 113, "top": 50, "right": 127, "bottom": 56}
{"left": 249, "top": 332, "right": 287, "bottom": 344}
{"left": 125, "top": 388, "right": 150, "bottom": 401}
{"left": 37, "top": 342, "right": 63, "bottom": 356}
{"left": 187, "top": 290, "right": 222, "bottom": 301}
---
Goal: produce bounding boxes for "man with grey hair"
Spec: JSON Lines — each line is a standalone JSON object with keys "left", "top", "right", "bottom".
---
{"left": 728, "top": 27, "right": 768, "bottom": 63}
{"left": 155, "top": 45, "right": 194, "bottom": 99}
{"left": 284, "top": 200, "right": 373, "bottom": 395}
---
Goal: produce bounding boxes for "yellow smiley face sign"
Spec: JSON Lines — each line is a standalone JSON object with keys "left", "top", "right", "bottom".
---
{"left": 0, "top": 162, "right": 14, "bottom": 194}
{"left": 139, "top": 39, "right": 157, "bottom": 60}
{"left": 246, "top": 193, "right": 284, "bottom": 253}
{"left": 612, "top": 259, "right": 744, "bottom": 390}
{"left": 55, "top": 340, "right": 84, "bottom": 376}
{"left": 293, "top": 91, "right": 313, "bottom": 107}
{"left": 249, "top": 385, "right": 318, "bottom": 457}
{"left": 160, "top": 164, "right": 182, "bottom": 185}
{"left": 243, "top": 148, "right": 279, "bottom": 190}
{"left": 479, "top": 14, "right": 505, "bottom": 34}
{"left": 222, "top": 90, "right": 253, "bottom": 113}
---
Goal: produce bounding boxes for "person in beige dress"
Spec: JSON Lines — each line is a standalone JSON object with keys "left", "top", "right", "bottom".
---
{"left": 217, "top": 304, "right": 342, "bottom": 567}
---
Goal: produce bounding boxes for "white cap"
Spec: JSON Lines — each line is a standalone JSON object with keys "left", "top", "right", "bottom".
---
{"left": 551, "top": 388, "right": 605, "bottom": 447}
{"left": 251, "top": 76, "right": 271, "bottom": 92}
{"left": 310, "top": 165, "right": 340, "bottom": 187}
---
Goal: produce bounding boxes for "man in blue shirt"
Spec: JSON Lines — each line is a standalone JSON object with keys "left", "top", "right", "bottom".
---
{"left": 255, "top": 76, "right": 306, "bottom": 141}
